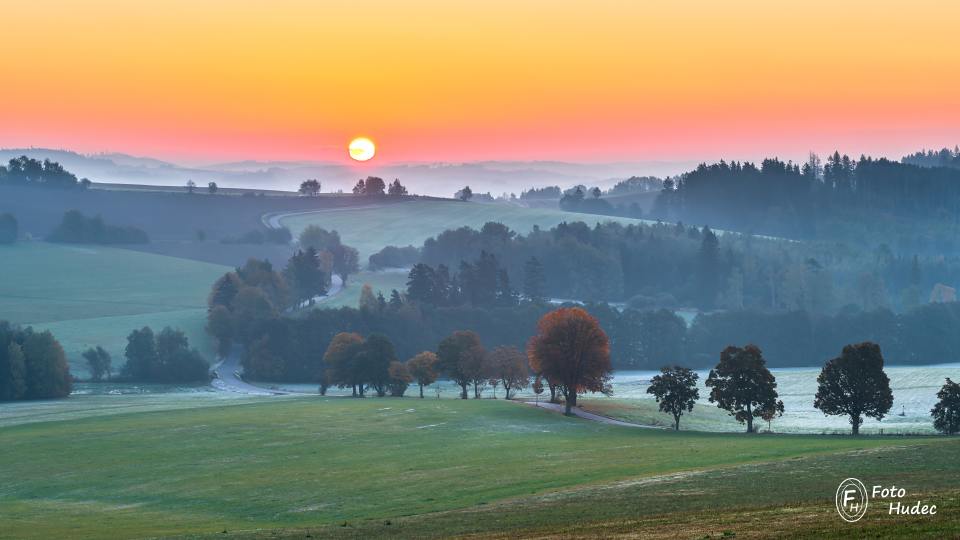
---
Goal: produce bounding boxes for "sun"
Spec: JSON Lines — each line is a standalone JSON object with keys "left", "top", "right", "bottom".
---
{"left": 348, "top": 137, "right": 376, "bottom": 162}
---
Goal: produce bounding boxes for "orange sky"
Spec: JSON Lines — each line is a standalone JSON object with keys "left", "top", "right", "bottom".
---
{"left": 2, "top": 1, "right": 959, "bottom": 165}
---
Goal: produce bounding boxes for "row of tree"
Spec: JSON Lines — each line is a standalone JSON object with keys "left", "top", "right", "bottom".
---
{"left": 649, "top": 342, "right": 960, "bottom": 436}
{"left": 374, "top": 217, "right": 960, "bottom": 313}
{"left": 352, "top": 177, "right": 408, "bottom": 196}
{"left": 48, "top": 210, "right": 149, "bottom": 244}
{"left": 0, "top": 322, "right": 72, "bottom": 401}
{"left": 210, "top": 271, "right": 960, "bottom": 375}
{"left": 0, "top": 156, "right": 90, "bottom": 189}
{"left": 652, "top": 154, "right": 960, "bottom": 250}
{"left": 122, "top": 327, "right": 209, "bottom": 383}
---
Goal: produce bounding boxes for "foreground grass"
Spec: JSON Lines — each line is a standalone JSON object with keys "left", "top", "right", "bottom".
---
{"left": 0, "top": 398, "right": 954, "bottom": 539}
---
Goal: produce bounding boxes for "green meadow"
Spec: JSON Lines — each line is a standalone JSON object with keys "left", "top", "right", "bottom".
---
{"left": 0, "top": 242, "right": 228, "bottom": 374}
{"left": 0, "top": 397, "right": 956, "bottom": 539}
{"left": 279, "top": 200, "right": 649, "bottom": 262}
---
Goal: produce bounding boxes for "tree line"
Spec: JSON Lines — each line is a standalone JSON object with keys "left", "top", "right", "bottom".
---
{"left": 0, "top": 156, "right": 90, "bottom": 189}
{"left": 209, "top": 262, "right": 960, "bottom": 374}
{"left": 649, "top": 341, "right": 960, "bottom": 436}
{"left": 0, "top": 321, "right": 72, "bottom": 400}
{"left": 48, "top": 210, "right": 149, "bottom": 244}
{"left": 241, "top": 306, "right": 610, "bottom": 415}
{"left": 371, "top": 218, "right": 960, "bottom": 314}
{"left": 78, "top": 326, "right": 208, "bottom": 384}
{"left": 652, "top": 153, "right": 960, "bottom": 252}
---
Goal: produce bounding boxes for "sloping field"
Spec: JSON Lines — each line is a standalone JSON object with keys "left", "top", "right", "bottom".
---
{"left": 0, "top": 242, "right": 228, "bottom": 374}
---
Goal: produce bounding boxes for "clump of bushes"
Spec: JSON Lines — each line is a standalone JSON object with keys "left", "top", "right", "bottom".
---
{"left": 48, "top": 210, "right": 149, "bottom": 244}
{"left": 368, "top": 245, "right": 420, "bottom": 270}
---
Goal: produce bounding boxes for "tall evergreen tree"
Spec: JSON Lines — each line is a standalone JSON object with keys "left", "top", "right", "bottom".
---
{"left": 523, "top": 256, "right": 546, "bottom": 303}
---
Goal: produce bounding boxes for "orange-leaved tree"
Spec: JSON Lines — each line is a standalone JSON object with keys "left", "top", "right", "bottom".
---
{"left": 527, "top": 307, "right": 612, "bottom": 415}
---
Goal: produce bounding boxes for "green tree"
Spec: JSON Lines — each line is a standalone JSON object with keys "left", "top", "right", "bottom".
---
{"left": 324, "top": 332, "right": 365, "bottom": 396}
{"left": 406, "top": 351, "right": 438, "bottom": 398}
{"left": 437, "top": 331, "right": 483, "bottom": 399}
{"left": 364, "top": 176, "right": 386, "bottom": 195}
{"left": 359, "top": 334, "right": 396, "bottom": 397}
{"left": 82, "top": 346, "right": 112, "bottom": 382}
{"left": 298, "top": 225, "right": 342, "bottom": 253}
{"left": 488, "top": 346, "right": 528, "bottom": 399}
{"left": 522, "top": 256, "right": 546, "bottom": 303}
{"left": 298, "top": 179, "right": 321, "bottom": 196}
{"left": 388, "top": 289, "right": 404, "bottom": 310}
{"left": 387, "top": 179, "right": 408, "bottom": 196}
{"left": 814, "top": 342, "right": 893, "bottom": 435}
{"left": 705, "top": 344, "right": 783, "bottom": 433}
{"left": 406, "top": 264, "right": 436, "bottom": 304}
{"left": 388, "top": 361, "right": 413, "bottom": 396}
{"left": 22, "top": 331, "right": 72, "bottom": 399}
{"left": 647, "top": 365, "right": 699, "bottom": 430}
{"left": 697, "top": 226, "right": 720, "bottom": 307}
{"left": 932, "top": 378, "right": 960, "bottom": 435}
{"left": 123, "top": 327, "right": 158, "bottom": 380}
{"left": 285, "top": 248, "right": 327, "bottom": 307}
{"left": 0, "top": 342, "right": 26, "bottom": 400}
{"left": 332, "top": 244, "right": 360, "bottom": 286}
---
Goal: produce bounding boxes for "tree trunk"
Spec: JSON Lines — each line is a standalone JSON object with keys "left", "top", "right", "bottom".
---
{"left": 549, "top": 384, "right": 557, "bottom": 403}
{"left": 358, "top": 383, "right": 365, "bottom": 397}
{"left": 851, "top": 414, "right": 862, "bottom": 435}
{"left": 459, "top": 383, "right": 468, "bottom": 399}
{"left": 746, "top": 403, "right": 754, "bottom": 433}
{"left": 474, "top": 383, "right": 481, "bottom": 399}
{"left": 564, "top": 390, "right": 577, "bottom": 415}
{"left": 674, "top": 414, "right": 681, "bottom": 431}
{"left": 419, "top": 384, "right": 424, "bottom": 398}
{"left": 352, "top": 384, "right": 357, "bottom": 397}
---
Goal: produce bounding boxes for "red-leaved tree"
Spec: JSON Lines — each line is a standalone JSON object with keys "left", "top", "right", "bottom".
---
{"left": 527, "top": 307, "right": 612, "bottom": 415}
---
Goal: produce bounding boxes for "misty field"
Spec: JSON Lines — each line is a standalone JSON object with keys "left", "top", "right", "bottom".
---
{"left": 579, "top": 364, "right": 960, "bottom": 434}
{"left": 278, "top": 200, "right": 651, "bottom": 262}
{"left": 0, "top": 242, "right": 227, "bottom": 374}
{"left": 1, "top": 397, "right": 956, "bottom": 539}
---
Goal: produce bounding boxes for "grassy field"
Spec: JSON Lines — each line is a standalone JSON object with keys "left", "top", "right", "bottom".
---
{"left": 0, "top": 397, "right": 956, "bottom": 539}
{"left": 318, "top": 270, "right": 410, "bottom": 309}
{"left": 0, "top": 242, "right": 228, "bottom": 375}
{"left": 279, "top": 200, "right": 650, "bottom": 262}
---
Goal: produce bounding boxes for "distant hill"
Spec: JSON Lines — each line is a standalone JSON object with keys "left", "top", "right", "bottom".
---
{"left": 0, "top": 148, "right": 692, "bottom": 197}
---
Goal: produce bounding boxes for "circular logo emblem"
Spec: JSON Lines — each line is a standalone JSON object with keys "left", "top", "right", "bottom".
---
{"left": 836, "top": 478, "right": 869, "bottom": 522}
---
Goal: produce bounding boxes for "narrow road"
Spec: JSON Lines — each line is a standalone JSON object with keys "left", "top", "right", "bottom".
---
{"left": 523, "top": 400, "right": 663, "bottom": 429}
{"left": 261, "top": 209, "right": 346, "bottom": 309}
{"left": 285, "top": 274, "right": 343, "bottom": 313}
{"left": 210, "top": 348, "right": 288, "bottom": 395}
